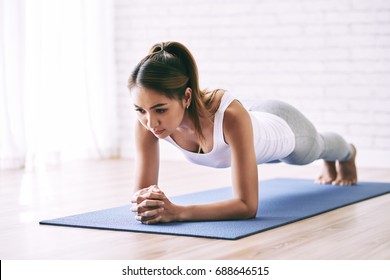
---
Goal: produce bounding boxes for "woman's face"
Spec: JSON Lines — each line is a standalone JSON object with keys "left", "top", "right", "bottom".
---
{"left": 131, "top": 86, "right": 187, "bottom": 138}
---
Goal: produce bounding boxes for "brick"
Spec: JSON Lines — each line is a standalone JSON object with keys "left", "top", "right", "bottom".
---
{"left": 277, "top": 12, "right": 325, "bottom": 24}
{"left": 352, "top": 0, "right": 390, "bottom": 11}
{"left": 303, "top": 0, "right": 350, "bottom": 12}
{"left": 302, "top": 73, "right": 349, "bottom": 85}
{"left": 325, "top": 86, "right": 372, "bottom": 98}
{"left": 275, "top": 36, "right": 326, "bottom": 48}
{"left": 349, "top": 124, "right": 390, "bottom": 136}
{"left": 276, "top": 86, "right": 324, "bottom": 97}
{"left": 371, "top": 87, "right": 390, "bottom": 98}
{"left": 254, "top": 1, "right": 304, "bottom": 13}
{"left": 325, "top": 12, "right": 378, "bottom": 24}
{"left": 351, "top": 24, "right": 390, "bottom": 35}
{"left": 351, "top": 47, "right": 390, "bottom": 59}
{"left": 374, "top": 137, "right": 390, "bottom": 149}
{"left": 305, "top": 24, "right": 350, "bottom": 36}
{"left": 374, "top": 113, "right": 390, "bottom": 124}
{"left": 254, "top": 25, "right": 303, "bottom": 37}
{"left": 349, "top": 73, "right": 390, "bottom": 85}
{"left": 324, "top": 35, "right": 388, "bottom": 47}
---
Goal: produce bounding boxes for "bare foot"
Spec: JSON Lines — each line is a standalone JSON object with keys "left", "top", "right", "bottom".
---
{"left": 315, "top": 160, "right": 337, "bottom": 184}
{"left": 332, "top": 144, "right": 358, "bottom": 186}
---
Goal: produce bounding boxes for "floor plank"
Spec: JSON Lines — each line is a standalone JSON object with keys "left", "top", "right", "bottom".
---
{"left": 0, "top": 159, "right": 389, "bottom": 259}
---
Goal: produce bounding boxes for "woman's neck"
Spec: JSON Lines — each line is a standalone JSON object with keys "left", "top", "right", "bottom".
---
{"left": 177, "top": 111, "right": 196, "bottom": 133}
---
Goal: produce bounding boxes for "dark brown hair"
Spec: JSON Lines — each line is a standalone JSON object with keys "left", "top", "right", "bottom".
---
{"left": 128, "top": 41, "right": 220, "bottom": 143}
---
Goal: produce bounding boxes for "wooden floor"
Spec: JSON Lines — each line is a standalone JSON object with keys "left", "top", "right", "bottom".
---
{"left": 0, "top": 159, "right": 389, "bottom": 260}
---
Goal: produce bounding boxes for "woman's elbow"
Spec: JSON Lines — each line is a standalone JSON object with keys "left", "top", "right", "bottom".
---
{"left": 246, "top": 206, "right": 258, "bottom": 219}
{"left": 239, "top": 203, "right": 258, "bottom": 219}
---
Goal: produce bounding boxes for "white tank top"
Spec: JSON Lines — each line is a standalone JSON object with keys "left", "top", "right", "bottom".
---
{"left": 164, "top": 93, "right": 295, "bottom": 168}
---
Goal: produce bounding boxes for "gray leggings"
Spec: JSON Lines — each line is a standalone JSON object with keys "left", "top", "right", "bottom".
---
{"left": 249, "top": 100, "right": 352, "bottom": 165}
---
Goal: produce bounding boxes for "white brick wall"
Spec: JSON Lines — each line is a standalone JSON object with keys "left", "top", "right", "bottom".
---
{"left": 115, "top": 0, "right": 390, "bottom": 168}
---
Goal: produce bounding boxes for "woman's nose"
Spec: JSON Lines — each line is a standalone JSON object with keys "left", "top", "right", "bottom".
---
{"left": 147, "top": 115, "right": 159, "bottom": 129}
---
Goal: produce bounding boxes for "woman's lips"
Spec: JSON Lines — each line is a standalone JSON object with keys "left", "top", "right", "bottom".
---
{"left": 153, "top": 129, "right": 165, "bottom": 135}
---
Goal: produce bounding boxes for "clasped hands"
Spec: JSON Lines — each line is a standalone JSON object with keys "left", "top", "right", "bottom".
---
{"left": 130, "top": 185, "right": 178, "bottom": 224}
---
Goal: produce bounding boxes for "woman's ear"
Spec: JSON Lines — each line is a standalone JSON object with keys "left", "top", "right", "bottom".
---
{"left": 184, "top": 87, "right": 192, "bottom": 108}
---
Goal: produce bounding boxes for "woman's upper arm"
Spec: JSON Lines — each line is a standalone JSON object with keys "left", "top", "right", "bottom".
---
{"left": 223, "top": 101, "right": 259, "bottom": 215}
{"left": 133, "top": 121, "right": 160, "bottom": 192}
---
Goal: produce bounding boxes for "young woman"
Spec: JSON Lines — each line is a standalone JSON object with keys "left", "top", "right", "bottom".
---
{"left": 129, "top": 41, "right": 357, "bottom": 224}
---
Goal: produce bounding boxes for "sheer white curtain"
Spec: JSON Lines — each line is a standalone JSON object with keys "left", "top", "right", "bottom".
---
{"left": 0, "top": 0, "right": 26, "bottom": 169}
{"left": 0, "top": 0, "right": 118, "bottom": 170}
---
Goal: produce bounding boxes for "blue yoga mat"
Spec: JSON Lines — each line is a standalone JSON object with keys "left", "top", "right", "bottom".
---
{"left": 39, "top": 178, "right": 390, "bottom": 240}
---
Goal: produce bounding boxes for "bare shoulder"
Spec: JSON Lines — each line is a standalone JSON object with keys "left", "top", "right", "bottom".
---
{"left": 223, "top": 100, "right": 253, "bottom": 145}
{"left": 224, "top": 99, "right": 252, "bottom": 127}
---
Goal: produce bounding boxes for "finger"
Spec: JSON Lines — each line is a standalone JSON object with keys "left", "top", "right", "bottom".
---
{"left": 142, "top": 199, "right": 165, "bottom": 208}
{"left": 132, "top": 188, "right": 165, "bottom": 205}
{"left": 132, "top": 205, "right": 148, "bottom": 214}
{"left": 132, "top": 195, "right": 145, "bottom": 204}
{"left": 142, "top": 191, "right": 164, "bottom": 200}
{"left": 131, "top": 188, "right": 150, "bottom": 203}
{"left": 151, "top": 185, "right": 162, "bottom": 193}
{"left": 132, "top": 200, "right": 164, "bottom": 214}
{"left": 142, "top": 215, "right": 162, "bottom": 225}
{"left": 132, "top": 193, "right": 150, "bottom": 204}
{"left": 135, "top": 207, "right": 164, "bottom": 222}
{"left": 134, "top": 192, "right": 163, "bottom": 204}
{"left": 131, "top": 204, "right": 155, "bottom": 214}
{"left": 141, "top": 207, "right": 164, "bottom": 218}
{"left": 130, "top": 203, "right": 137, "bottom": 212}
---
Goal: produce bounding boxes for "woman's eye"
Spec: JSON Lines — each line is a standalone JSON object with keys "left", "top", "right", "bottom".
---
{"left": 135, "top": 108, "right": 145, "bottom": 114}
{"left": 156, "top": 109, "right": 167, "bottom": 114}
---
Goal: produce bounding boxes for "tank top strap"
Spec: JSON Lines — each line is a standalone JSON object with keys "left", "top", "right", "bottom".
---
{"left": 213, "top": 92, "right": 236, "bottom": 148}
{"left": 217, "top": 92, "right": 236, "bottom": 113}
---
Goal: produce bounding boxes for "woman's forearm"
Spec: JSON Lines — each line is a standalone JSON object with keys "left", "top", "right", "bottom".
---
{"left": 176, "top": 198, "right": 258, "bottom": 222}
